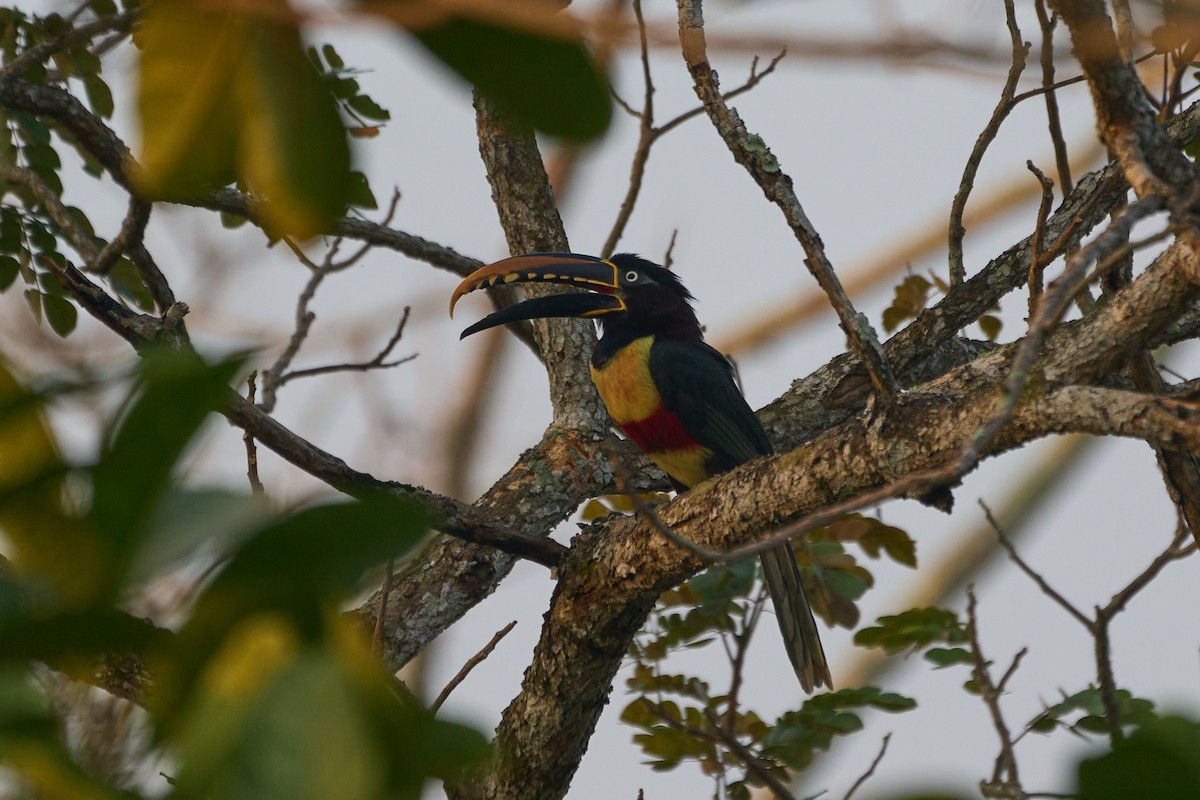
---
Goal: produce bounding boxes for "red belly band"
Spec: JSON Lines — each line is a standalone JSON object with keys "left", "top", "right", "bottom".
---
{"left": 618, "top": 405, "right": 704, "bottom": 454}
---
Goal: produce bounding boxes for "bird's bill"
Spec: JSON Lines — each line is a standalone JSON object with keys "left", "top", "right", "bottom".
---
{"left": 449, "top": 253, "right": 625, "bottom": 338}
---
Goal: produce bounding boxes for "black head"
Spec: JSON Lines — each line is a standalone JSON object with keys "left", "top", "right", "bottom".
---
{"left": 600, "top": 253, "right": 700, "bottom": 340}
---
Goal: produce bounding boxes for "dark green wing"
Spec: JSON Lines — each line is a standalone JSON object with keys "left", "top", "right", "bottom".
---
{"left": 649, "top": 340, "right": 831, "bottom": 691}
{"left": 647, "top": 340, "right": 772, "bottom": 473}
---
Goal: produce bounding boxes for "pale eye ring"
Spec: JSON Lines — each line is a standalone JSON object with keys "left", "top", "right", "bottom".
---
{"left": 624, "top": 270, "right": 639, "bottom": 282}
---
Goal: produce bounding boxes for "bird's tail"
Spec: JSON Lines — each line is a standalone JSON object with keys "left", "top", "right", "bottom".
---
{"left": 759, "top": 543, "right": 832, "bottom": 693}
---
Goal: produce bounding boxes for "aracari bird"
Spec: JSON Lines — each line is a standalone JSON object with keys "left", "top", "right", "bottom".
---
{"left": 449, "top": 252, "right": 831, "bottom": 692}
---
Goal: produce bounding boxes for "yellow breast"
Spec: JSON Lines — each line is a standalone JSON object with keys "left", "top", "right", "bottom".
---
{"left": 589, "top": 336, "right": 661, "bottom": 425}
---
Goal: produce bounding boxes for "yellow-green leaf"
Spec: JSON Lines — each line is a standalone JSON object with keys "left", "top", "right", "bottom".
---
{"left": 136, "top": 0, "right": 242, "bottom": 199}
{"left": 236, "top": 17, "right": 352, "bottom": 238}
{"left": 137, "top": 0, "right": 352, "bottom": 238}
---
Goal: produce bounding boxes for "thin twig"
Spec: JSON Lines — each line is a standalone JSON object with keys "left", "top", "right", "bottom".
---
{"left": 948, "top": 0, "right": 1028, "bottom": 286}
{"left": 273, "top": 307, "right": 415, "bottom": 387}
{"left": 602, "top": 0, "right": 783, "bottom": 257}
{"left": 601, "top": 0, "right": 654, "bottom": 259}
{"left": 982, "top": 501, "right": 1090, "bottom": 628}
{"left": 843, "top": 733, "right": 891, "bottom": 800}
{"left": 431, "top": 620, "right": 518, "bottom": 712}
{"left": 372, "top": 559, "right": 395, "bottom": 658}
{"left": 1099, "top": 520, "right": 1196, "bottom": 621}
{"left": 985, "top": 500, "right": 1196, "bottom": 747}
{"left": 643, "top": 702, "right": 797, "bottom": 800}
{"left": 723, "top": 587, "right": 767, "bottom": 739}
{"left": 1033, "top": 0, "right": 1073, "bottom": 195}
{"left": 259, "top": 192, "right": 406, "bottom": 412}
{"left": 605, "top": 447, "right": 721, "bottom": 562}
{"left": 653, "top": 50, "right": 786, "bottom": 140}
{"left": 1026, "top": 162, "right": 1055, "bottom": 320}
{"left": 966, "top": 586, "right": 1023, "bottom": 796}
{"left": 243, "top": 372, "right": 266, "bottom": 496}
{"left": 676, "top": 0, "right": 897, "bottom": 400}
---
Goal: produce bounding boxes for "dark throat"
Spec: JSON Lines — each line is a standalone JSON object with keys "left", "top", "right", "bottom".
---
{"left": 592, "top": 291, "right": 703, "bottom": 369}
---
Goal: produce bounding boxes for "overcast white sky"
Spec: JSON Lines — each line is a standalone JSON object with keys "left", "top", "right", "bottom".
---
{"left": 10, "top": 1, "right": 1200, "bottom": 798}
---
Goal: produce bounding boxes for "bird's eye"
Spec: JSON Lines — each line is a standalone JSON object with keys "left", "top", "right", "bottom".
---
{"left": 624, "top": 270, "right": 640, "bottom": 282}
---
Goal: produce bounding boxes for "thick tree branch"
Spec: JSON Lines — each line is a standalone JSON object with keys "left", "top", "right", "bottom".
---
{"left": 1050, "top": 0, "right": 1196, "bottom": 198}
{"left": 473, "top": 94, "right": 610, "bottom": 434}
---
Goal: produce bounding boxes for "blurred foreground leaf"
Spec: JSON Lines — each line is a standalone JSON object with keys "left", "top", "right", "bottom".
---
{"left": 137, "top": 0, "right": 352, "bottom": 237}
{"left": 1078, "top": 716, "right": 1200, "bottom": 800}
{"left": 412, "top": 14, "right": 611, "bottom": 140}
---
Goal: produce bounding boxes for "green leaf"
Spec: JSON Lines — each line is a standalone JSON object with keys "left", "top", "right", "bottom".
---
{"left": 107, "top": 257, "right": 156, "bottom": 311}
{"left": 414, "top": 16, "right": 610, "bottom": 140}
{"left": 760, "top": 687, "right": 916, "bottom": 773}
{"left": 136, "top": 0, "right": 242, "bottom": 198}
{"left": 40, "top": 293, "right": 76, "bottom": 337}
{"left": 23, "top": 288, "right": 41, "bottom": 321}
{"left": 979, "top": 314, "right": 1002, "bottom": 341}
{"left": 0, "top": 209, "right": 23, "bottom": 253}
{"left": 821, "top": 567, "right": 869, "bottom": 602}
{"left": 0, "top": 604, "right": 168, "bottom": 666}
{"left": 1078, "top": 716, "right": 1200, "bottom": 800}
{"left": 854, "top": 608, "right": 968, "bottom": 653}
{"left": 89, "top": 350, "right": 244, "bottom": 596}
{"left": 0, "top": 667, "right": 133, "bottom": 800}
{"left": 26, "top": 219, "right": 56, "bottom": 252}
{"left": 346, "top": 93, "right": 390, "bottom": 121}
{"left": 321, "top": 42, "right": 344, "bottom": 70}
{"left": 236, "top": 18, "right": 352, "bottom": 238}
{"left": 924, "top": 646, "right": 974, "bottom": 669}
{"left": 347, "top": 171, "right": 377, "bottom": 210}
{"left": 220, "top": 210, "right": 249, "bottom": 229}
{"left": 171, "top": 643, "right": 388, "bottom": 800}
{"left": 689, "top": 559, "right": 757, "bottom": 612}
{"left": 138, "top": 0, "right": 351, "bottom": 237}
{"left": 82, "top": 73, "right": 115, "bottom": 118}
{"left": 1030, "top": 688, "right": 1158, "bottom": 737}
{"left": 155, "top": 494, "right": 427, "bottom": 732}
{"left": 126, "top": 488, "right": 273, "bottom": 585}
{"left": 13, "top": 111, "right": 50, "bottom": 146}
{"left": 188, "top": 494, "right": 425, "bottom": 630}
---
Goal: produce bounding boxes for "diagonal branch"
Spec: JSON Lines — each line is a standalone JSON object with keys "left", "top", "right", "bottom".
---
{"left": 948, "top": 0, "right": 1029, "bottom": 285}
{"left": 675, "top": 0, "right": 898, "bottom": 400}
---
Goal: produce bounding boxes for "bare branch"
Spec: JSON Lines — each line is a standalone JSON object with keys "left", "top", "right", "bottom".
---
{"left": 243, "top": 372, "right": 266, "bottom": 497}
{"left": 966, "top": 587, "right": 1023, "bottom": 797}
{"left": 676, "top": 0, "right": 898, "bottom": 400}
{"left": 948, "top": 0, "right": 1029, "bottom": 285}
{"left": 1026, "top": 162, "right": 1055, "bottom": 318}
{"left": 843, "top": 733, "right": 891, "bottom": 800}
{"left": 606, "top": 446, "right": 721, "bottom": 562}
{"left": 1034, "top": 0, "right": 1075, "bottom": 194}
{"left": 982, "top": 501, "right": 1090, "bottom": 628}
{"left": 272, "top": 308, "right": 416, "bottom": 389}
{"left": 432, "top": 620, "right": 518, "bottom": 713}
{"left": 1050, "top": 0, "right": 1195, "bottom": 199}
